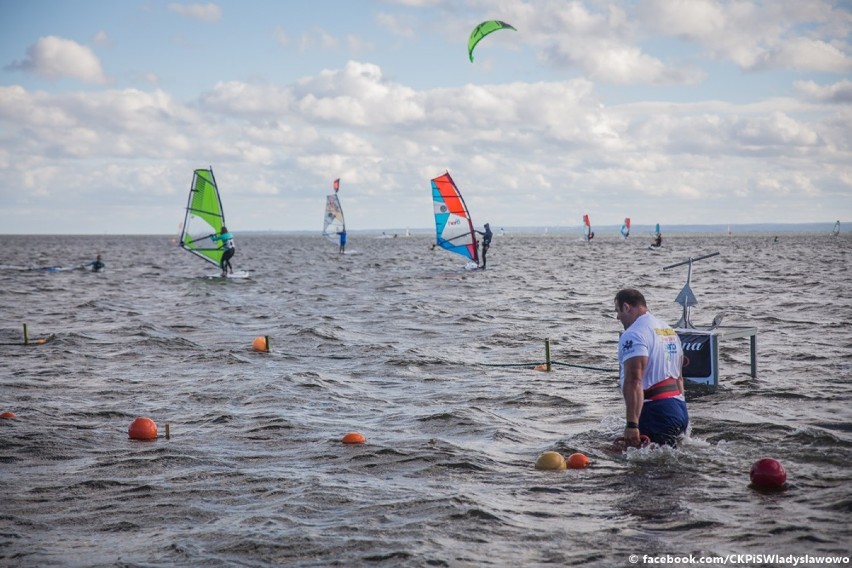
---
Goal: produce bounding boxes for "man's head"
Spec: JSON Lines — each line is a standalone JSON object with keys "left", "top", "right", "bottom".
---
{"left": 614, "top": 288, "right": 648, "bottom": 329}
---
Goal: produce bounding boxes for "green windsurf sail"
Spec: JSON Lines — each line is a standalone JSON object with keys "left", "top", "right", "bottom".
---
{"left": 179, "top": 167, "right": 228, "bottom": 268}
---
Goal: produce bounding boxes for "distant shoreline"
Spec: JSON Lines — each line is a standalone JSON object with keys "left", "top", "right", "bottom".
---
{"left": 4, "top": 222, "right": 843, "bottom": 237}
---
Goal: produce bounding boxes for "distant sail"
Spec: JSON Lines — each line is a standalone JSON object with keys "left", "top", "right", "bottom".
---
{"left": 323, "top": 179, "right": 345, "bottom": 243}
{"left": 832, "top": 220, "right": 840, "bottom": 236}
{"left": 179, "top": 167, "right": 229, "bottom": 268}
{"left": 620, "top": 217, "right": 631, "bottom": 239}
{"left": 655, "top": 223, "right": 661, "bottom": 236}
{"left": 583, "top": 214, "right": 592, "bottom": 241}
{"left": 431, "top": 172, "right": 479, "bottom": 264}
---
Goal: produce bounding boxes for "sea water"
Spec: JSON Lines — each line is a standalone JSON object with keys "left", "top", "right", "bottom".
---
{"left": 1, "top": 233, "right": 850, "bottom": 567}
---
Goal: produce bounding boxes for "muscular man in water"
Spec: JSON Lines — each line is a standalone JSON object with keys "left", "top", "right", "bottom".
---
{"left": 614, "top": 288, "right": 688, "bottom": 446}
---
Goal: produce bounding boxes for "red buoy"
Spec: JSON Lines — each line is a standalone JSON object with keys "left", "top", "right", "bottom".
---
{"left": 128, "top": 417, "right": 158, "bottom": 440}
{"left": 750, "top": 458, "right": 787, "bottom": 488}
{"left": 0, "top": 411, "right": 16, "bottom": 419}
{"left": 341, "top": 432, "right": 366, "bottom": 444}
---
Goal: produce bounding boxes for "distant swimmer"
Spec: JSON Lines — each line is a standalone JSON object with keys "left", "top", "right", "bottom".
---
{"left": 476, "top": 222, "right": 493, "bottom": 269}
{"left": 211, "top": 226, "right": 235, "bottom": 277}
{"left": 87, "top": 254, "right": 105, "bottom": 272}
{"left": 614, "top": 288, "right": 688, "bottom": 447}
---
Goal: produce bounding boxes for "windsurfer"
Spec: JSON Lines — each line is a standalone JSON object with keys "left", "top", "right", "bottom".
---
{"left": 476, "top": 223, "right": 493, "bottom": 269}
{"left": 211, "top": 226, "right": 235, "bottom": 277}
{"left": 614, "top": 288, "right": 689, "bottom": 447}
{"left": 337, "top": 229, "right": 347, "bottom": 254}
{"left": 652, "top": 233, "right": 662, "bottom": 248}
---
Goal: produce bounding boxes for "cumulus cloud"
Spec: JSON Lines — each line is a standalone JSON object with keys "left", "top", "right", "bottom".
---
{"left": 1, "top": 56, "right": 849, "bottom": 231}
{"left": 167, "top": 3, "right": 222, "bottom": 22}
{"left": 640, "top": 0, "right": 852, "bottom": 73}
{"left": 795, "top": 79, "right": 852, "bottom": 103}
{"left": 6, "top": 36, "right": 108, "bottom": 84}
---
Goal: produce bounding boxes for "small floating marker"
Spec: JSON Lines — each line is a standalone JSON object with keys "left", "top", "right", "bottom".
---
{"left": 341, "top": 432, "right": 366, "bottom": 444}
{"left": 533, "top": 364, "right": 549, "bottom": 372}
{"left": 0, "top": 411, "right": 17, "bottom": 419}
{"left": 128, "top": 417, "right": 158, "bottom": 440}
{"left": 750, "top": 457, "right": 787, "bottom": 489}
{"left": 566, "top": 452, "right": 591, "bottom": 469}
{"left": 535, "top": 451, "right": 566, "bottom": 471}
{"left": 252, "top": 336, "right": 269, "bottom": 352}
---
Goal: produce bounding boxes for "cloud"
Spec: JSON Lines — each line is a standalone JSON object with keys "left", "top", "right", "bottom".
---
{"left": 1, "top": 58, "right": 849, "bottom": 231}
{"left": 640, "top": 0, "right": 852, "bottom": 73}
{"left": 795, "top": 79, "right": 852, "bottom": 103}
{"left": 167, "top": 3, "right": 222, "bottom": 23}
{"left": 375, "top": 12, "right": 417, "bottom": 38}
{"left": 6, "top": 36, "right": 108, "bottom": 84}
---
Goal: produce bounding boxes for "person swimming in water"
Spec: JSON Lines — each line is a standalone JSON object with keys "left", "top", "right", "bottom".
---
{"left": 87, "top": 254, "right": 105, "bottom": 272}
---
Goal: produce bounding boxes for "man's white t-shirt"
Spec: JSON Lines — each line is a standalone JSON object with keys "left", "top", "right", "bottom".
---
{"left": 618, "top": 312, "right": 684, "bottom": 399}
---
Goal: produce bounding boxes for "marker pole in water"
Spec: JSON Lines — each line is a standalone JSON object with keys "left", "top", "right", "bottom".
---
{"left": 545, "top": 338, "right": 551, "bottom": 372}
{"left": 23, "top": 323, "right": 29, "bottom": 345}
{"left": 265, "top": 335, "right": 270, "bottom": 353}
{"left": 165, "top": 424, "right": 171, "bottom": 440}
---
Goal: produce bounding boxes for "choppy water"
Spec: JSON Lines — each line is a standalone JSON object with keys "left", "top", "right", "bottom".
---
{"left": 2, "top": 233, "right": 850, "bottom": 567}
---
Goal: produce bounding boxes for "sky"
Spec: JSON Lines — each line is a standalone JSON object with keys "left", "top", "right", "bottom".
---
{"left": 1, "top": 0, "right": 850, "bottom": 234}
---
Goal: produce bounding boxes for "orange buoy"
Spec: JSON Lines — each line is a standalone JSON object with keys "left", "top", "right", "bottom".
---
{"left": 566, "top": 452, "right": 591, "bottom": 469}
{"left": 128, "top": 417, "right": 158, "bottom": 440}
{"left": 533, "top": 364, "right": 549, "bottom": 372}
{"left": 252, "top": 336, "right": 269, "bottom": 352}
{"left": 0, "top": 411, "right": 16, "bottom": 419}
{"left": 535, "top": 451, "right": 566, "bottom": 470}
{"left": 342, "top": 432, "right": 366, "bottom": 444}
{"left": 750, "top": 458, "right": 787, "bottom": 488}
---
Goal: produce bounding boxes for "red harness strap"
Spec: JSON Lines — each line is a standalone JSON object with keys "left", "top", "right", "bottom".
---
{"left": 644, "top": 377, "right": 681, "bottom": 401}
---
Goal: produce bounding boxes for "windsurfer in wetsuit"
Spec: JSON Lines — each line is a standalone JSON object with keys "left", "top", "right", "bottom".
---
{"left": 337, "top": 229, "right": 347, "bottom": 254}
{"left": 476, "top": 223, "right": 493, "bottom": 269}
{"left": 652, "top": 233, "right": 662, "bottom": 247}
{"left": 614, "top": 288, "right": 689, "bottom": 447}
{"left": 211, "top": 226, "right": 235, "bottom": 277}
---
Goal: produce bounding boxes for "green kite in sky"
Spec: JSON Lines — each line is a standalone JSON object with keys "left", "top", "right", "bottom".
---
{"left": 468, "top": 20, "right": 517, "bottom": 62}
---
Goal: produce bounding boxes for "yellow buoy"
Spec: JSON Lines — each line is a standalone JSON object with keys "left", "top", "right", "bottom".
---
{"left": 535, "top": 451, "right": 566, "bottom": 470}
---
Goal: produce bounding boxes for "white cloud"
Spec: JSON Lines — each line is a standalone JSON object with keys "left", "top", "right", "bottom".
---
{"left": 92, "top": 31, "right": 111, "bottom": 46}
{"left": 795, "top": 79, "right": 852, "bottom": 103}
{"left": 6, "top": 36, "right": 108, "bottom": 84}
{"left": 167, "top": 3, "right": 222, "bottom": 23}
{"left": 375, "top": 12, "right": 417, "bottom": 38}
{"left": 299, "top": 28, "right": 339, "bottom": 52}
{"left": 1, "top": 55, "right": 849, "bottom": 231}
{"left": 640, "top": 0, "right": 852, "bottom": 73}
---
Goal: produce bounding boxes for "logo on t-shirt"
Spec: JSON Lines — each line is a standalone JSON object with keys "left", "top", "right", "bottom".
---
{"left": 622, "top": 339, "right": 634, "bottom": 354}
